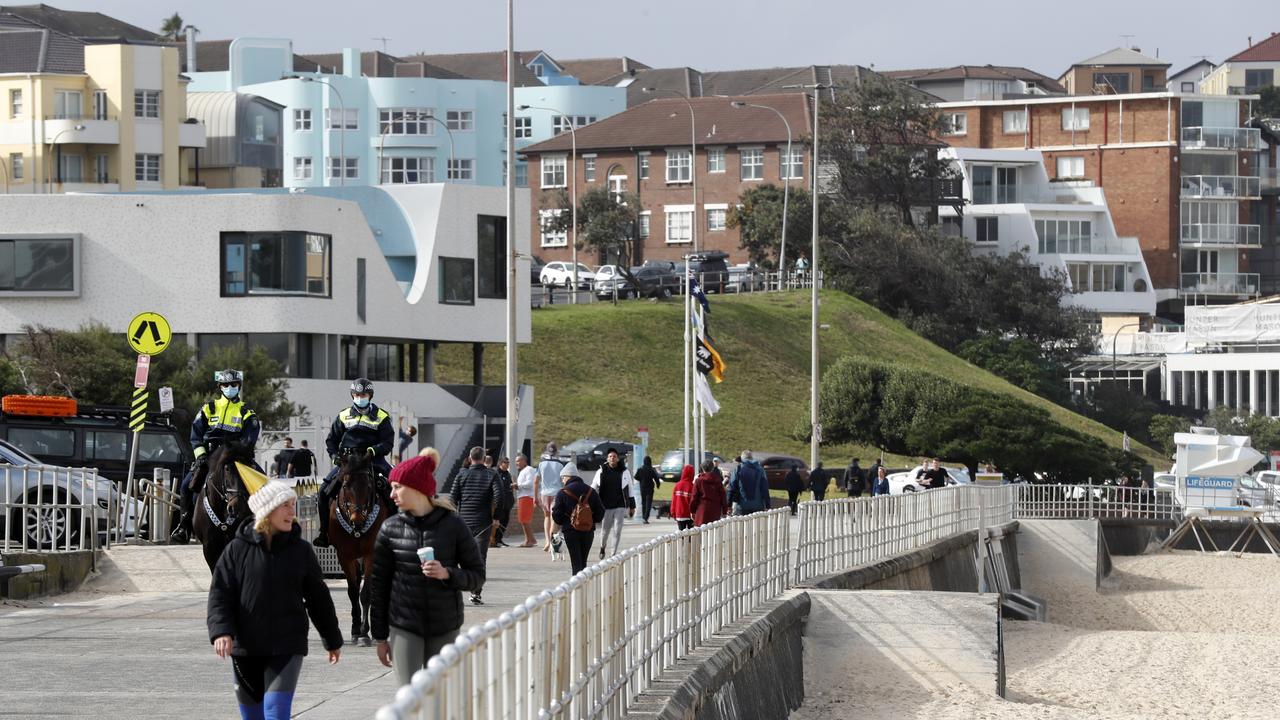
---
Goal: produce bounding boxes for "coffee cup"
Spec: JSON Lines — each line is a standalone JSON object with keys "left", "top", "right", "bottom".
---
{"left": 416, "top": 546, "right": 434, "bottom": 563}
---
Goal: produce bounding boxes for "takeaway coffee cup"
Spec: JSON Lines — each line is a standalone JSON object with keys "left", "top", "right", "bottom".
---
{"left": 417, "top": 546, "right": 435, "bottom": 564}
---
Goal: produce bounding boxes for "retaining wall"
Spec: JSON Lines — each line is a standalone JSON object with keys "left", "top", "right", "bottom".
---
{"left": 0, "top": 550, "right": 96, "bottom": 599}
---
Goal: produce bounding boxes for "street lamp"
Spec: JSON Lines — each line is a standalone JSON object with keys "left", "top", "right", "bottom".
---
{"left": 1111, "top": 321, "right": 1143, "bottom": 394}
{"left": 377, "top": 112, "right": 454, "bottom": 184}
{"left": 732, "top": 101, "right": 793, "bottom": 288}
{"left": 296, "top": 76, "right": 347, "bottom": 186}
{"left": 46, "top": 123, "right": 86, "bottom": 193}
{"left": 519, "top": 104, "right": 579, "bottom": 302}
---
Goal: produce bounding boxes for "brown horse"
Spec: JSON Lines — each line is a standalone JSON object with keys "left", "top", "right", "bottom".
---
{"left": 193, "top": 442, "right": 255, "bottom": 571}
{"left": 328, "top": 450, "right": 389, "bottom": 645}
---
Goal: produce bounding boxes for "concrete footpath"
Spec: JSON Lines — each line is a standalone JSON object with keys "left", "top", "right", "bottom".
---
{"left": 0, "top": 518, "right": 680, "bottom": 719}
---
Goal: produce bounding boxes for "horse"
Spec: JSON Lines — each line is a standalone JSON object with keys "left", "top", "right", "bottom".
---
{"left": 193, "top": 441, "right": 256, "bottom": 571}
{"left": 328, "top": 449, "right": 390, "bottom": 646}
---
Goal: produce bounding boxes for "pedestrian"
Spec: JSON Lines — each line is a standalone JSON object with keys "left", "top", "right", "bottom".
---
{"left": 809, "top": 462, "right": 830, "bottom": 501}
{"left": 784, "top": 464, "right": 805, "bottom": 515}
{"left": 671, "top": 464, "right": 695, "bottom": 530}
{"left": 552, "top": 461, "right": 605, "bottom": 575}
{"left": 844, "top": 458, "right": 866, "bottom": 498}
{"left": 513, "top": 454, "right": 538, "bottom": 547}
{"left": 871, "top": 466, "right": 890, "bottom": 496}
{"left": 450, "top": 446, "right": 502, "bottom": 605}
{"left": 728, "top": 450, "right": 768, "bottom": 515}
{"left": 395, "top": 421, "right": 417, "bottom": 464}
{"left": 206, "top": 470, "right": 342, "bottom": 720}
{"left": 491, "top": 457, "right": 515, "bottom": 548}
{"left": 634, "top": 455, "right": 661, "bottom": 524}
{"left": 690, "top": 460, "right": 729, "bottom": 526}
{"left": 537, "top": 442, "right": 565, "bottom": 554}
{"left": 369, "top": 449, "right": 486, "bottom": 686}
{"left": 272, "top": 438, "right": 295, "bottom": 478}
{"left": 920, "top": 458, "right": 948, "bottom": 490}
{"left": 591, "top": 447, "right": 634, "bottom": 559}
{"left": 286, "top": 440, "right": 315, "bottom": 480}
{"left": 866, "top": 457, "right": 884, "bottom": 487}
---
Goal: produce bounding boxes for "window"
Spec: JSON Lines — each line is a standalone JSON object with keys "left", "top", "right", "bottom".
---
{"left": 941, "top": 216, "right": 962, "bottom": 238}
{"left": 477, "top": 215, "right": 507, "bottom": 299}
{"left": 1245, "top": 69, "right": 1275, "bottom": 92}
{"left": 639, "top": 211, "right": 651, "bottom": 238}
{"left": 293, "top": 108, "right": 312, "bottom": 131}
{"left": 1035, "top": 219, "right": 1094, "bottom": 254}
{"left": 7, "top": 427, "right": 75, "bottom": 457}
{"left": 293, "top": 156, "right": 313, "bottom": 181}
{"left": 740, "top": 148, "right": 764, "bottom": 180}
{"left": 515, "top": 162, "right": 528, "bottom": 187}
{"left": 379, "top": 108, "right": 435, "bottom": 135}
{"left": 220, "top": 231, "right": 331, "bottom": 297}
{"left": 381, "top": 156, "right": 434, "bottom": 184}
{"left": 551, "top": 115, "right": 595, "bottom": 135}
{"left": 84, "top": 430, "right": 129, "bottom": 461}
{"left": 447, "top": 158, "right": 473, "bottom": 181}
{"left": 92, "top": 90, "right": 107, "bottom": 120}
{"left": 514, "top": 116, "right": 532, "bottom": 138}
{"left": 1002, "top": 110, "right": 1026, "bottom": 134}
{"left": 584, "top": 156, "right": 596, "bottom": 182}
{"left": 666, "top": 149, "right": 692, "bottom": 183}
{"left": 532, "top": 63, "right": 544, "bottom": 78}
{"left": 971, "top": 165, "right": 993, "bottom": 204}
{"left": 943, "top": 112, "right": 967, "bottom": 135}
{"left": 541, "top": 155, "right": 566, "bottom": 187}
{"left": 707, "top": 207, "right": 727, "bottom": 232}
{"left": 438, "top": 257, "right": 475, "bottom": 305}
{"left": 1092, "top": 73, "right": 1130, "bottom": 93}
{"left": 53, "top": 90, "right": 81, "bottom": 119}
{"left": 325, "top": 108, "right": 358, "bottom": 130}
{"left": 1061, "top": 107, "right": 1090, "bottom": 131}
{"left": 0, "top": 236, "right": 76, "bottom": 293}
{"left": 9, "top": 89, "right": 21, "bottom": 117}
{"left": 445, "top": 110, "right": 474, "bottom": 131}
{"left": 1180, "top": 81, "right": 1195, "bottom": 93}
{"left": 780, "top": 148, "right": 803, "bottom": 179}
{"left": 539, "top": 209, "right": 567, "bottom": 247}
{"left": 58, "top": 154, "right": 82, "bottom": 182}
{"left": 1056, "top": 156, "right": 1085, "bottom": 179}
{"left": 996, "top": 166, "right": 1017, "bottom": 203}
{"left": 665, "top": 207, "right": 693, "bottom": 244}
{"left": 135, "top": 153, "right": 160, "bottom": 182}
{"left": 9, "top": 153, "right": 22, "bottom": 180}
{"left": 138, "top": 433, "right": 182, "bottom": 463}
{"left": 975, "top": 217, "right": 998, "bottom": 243}
{"left": 639, "top": 153, "right": 650, "bottom": 179}
{"left": 608, "top": 174, "right": 627, "bottom": 201}
{"left": 326, "top": 156, "right": 358, "bottom": 180}
{"left": 94, "top": 154, "right": 107, "bottom": 183}
{"left": 134, "top": 90, "right": 160, "bottom": 119}
{"left": 708, "top": 148, "right": 725, "bottom": 173}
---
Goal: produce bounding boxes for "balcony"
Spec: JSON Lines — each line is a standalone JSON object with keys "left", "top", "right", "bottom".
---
{"left": 59, "top": 180, "right": 120, "bottom": 193}
{"left": 1180, "top": 223, "right": 1262, "bottom": 248}
{"left": 1181, "top": 126, "right": 1262, "bottom": 152}
{"left": 1180, "top": 175, "right": 1260, "bottom": 200}
{"left": 1180, "top": 272, "right": 1260, "bottom": 297}
{"left": 42, "top": 117, "right": 119, "bottom": 145}
{"left": 1046, "top": 236, "right": 1143, "bottom": 256}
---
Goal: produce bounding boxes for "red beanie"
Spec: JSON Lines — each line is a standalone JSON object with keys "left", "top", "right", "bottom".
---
{"left": 390, "top": 449, "right": 438, "bottom": 497}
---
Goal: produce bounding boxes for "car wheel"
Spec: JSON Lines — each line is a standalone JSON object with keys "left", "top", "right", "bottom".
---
{"left": 21, "top": 487, "right": 82, "bottom": 550}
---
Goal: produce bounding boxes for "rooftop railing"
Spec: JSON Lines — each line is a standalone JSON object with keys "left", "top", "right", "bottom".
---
{"left": 1181, "top": 126, "right": 1262, "bottom": 151}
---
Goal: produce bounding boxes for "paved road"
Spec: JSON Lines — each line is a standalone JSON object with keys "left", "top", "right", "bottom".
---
{"left": 0, "top": 517, "right": 681, "bottom": 719}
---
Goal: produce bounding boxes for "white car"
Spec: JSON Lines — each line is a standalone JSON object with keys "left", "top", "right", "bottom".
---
{"left": 539, "top": 261, "right": 596, "bottom": 289}
{"left": 886, "top": 465, "right": 971, "bottom": 494}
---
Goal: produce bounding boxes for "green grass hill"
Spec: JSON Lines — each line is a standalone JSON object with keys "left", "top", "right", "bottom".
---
{"left": 436, "top": 290, "right": 1161, "bottom": 469}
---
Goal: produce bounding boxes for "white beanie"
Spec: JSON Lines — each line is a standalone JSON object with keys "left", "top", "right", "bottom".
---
{"left": 560, "top": 459, "right": 580, "bottom": 480}
{"left": 249, "top": 480, "right": 297, "bottom": 523}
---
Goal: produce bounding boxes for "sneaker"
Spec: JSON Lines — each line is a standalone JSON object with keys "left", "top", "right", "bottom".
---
{"left": 470, "top": 594, "right": 484, "bottom": 606}
{"left": 599, "top": 547, "right": 606, "bottom": 559}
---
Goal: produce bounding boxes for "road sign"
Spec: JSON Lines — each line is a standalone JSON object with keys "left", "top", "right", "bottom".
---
{"left": 127, "top": 312, "right": 172, "bottom": 356}
{"left": 158, "top": 386, "right": 174, "bottom": 413}
{"left": 133, "top": 354, "right": 150, "bottom": 388}
{"left": 130, "top": 388, "right": 147, "bottom": 432}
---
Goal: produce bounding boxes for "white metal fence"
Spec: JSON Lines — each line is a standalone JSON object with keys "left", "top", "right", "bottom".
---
{"left": 0, "top": 464, "right": 120, "bottom": 552}
{"left": 1014, "top": 483, "right": 1179, "bottom": 521}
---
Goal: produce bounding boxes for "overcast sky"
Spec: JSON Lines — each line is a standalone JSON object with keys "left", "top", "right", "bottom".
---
{"left": 59, "top": 0, "right": 1271, "bottom": 77}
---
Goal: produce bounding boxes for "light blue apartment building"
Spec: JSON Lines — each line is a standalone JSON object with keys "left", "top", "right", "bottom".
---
{"left": 187, "top": 39, "right": 626, "bottom": 189}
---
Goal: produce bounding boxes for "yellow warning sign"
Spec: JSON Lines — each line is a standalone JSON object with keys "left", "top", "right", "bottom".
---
{"left": 127, "top": 312, "right": 172, "bottom": 356}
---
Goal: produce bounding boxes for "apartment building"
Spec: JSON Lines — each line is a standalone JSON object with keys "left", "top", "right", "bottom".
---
{"left": 883, "top": 65, "right": 1063, "bottom": 102}
{"left": 1058, "top": 47, "right": 1171, "bottom": 95}
{"left": 0, "top": 18, "right": 204, "bottom": 192}
{"left": 1198, "top": 33, "right": 1280, "bottom": 96}
{"left": 519, "top": 93, "right": 810, "bottom": 266}
{"left": 937, "top": 91, "right": 1262, "bottom": 316}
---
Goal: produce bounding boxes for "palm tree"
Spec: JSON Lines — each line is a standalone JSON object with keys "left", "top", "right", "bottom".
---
{"left": 158, "top": 12, "right": 184, "bottom": 41}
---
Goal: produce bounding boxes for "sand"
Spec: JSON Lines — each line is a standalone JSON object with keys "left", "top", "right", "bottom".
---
{"left": 796, "top": 552, "right": 1280, "bottom": 719}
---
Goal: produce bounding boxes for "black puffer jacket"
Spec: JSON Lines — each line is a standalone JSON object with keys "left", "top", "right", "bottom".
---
{"left": 451, "top": 466, "right": 502, "bottom": 533}
{"left": 368, "top": 506, "right": 486, "bottom": 641}
{"left": 207, "top": 522, "right": 342, "bottom": 657}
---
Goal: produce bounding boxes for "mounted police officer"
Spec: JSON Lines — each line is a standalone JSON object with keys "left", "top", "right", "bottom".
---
{"left": 170, "top": 369, "right": 261, "bottom": 544}
{"left": 313, "top": 378, "right": 395, "bottom": 548}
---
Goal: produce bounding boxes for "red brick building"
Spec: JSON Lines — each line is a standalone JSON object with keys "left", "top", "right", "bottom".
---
{"left": 519, "top": 94, "right": 811, "bottom": 267}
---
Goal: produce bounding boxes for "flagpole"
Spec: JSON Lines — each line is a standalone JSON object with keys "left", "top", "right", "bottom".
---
{"left": 683, "top": 266, "right": 691, "bottom": 467}
{"left": 698, "top": 302, "right": 707, "bottom": 467}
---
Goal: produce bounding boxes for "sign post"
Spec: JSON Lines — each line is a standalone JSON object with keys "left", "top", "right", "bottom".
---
{"left": 124, "top": 312, "right": 172, "bottom": 540}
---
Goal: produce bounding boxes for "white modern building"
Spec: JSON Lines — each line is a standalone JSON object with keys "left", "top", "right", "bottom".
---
{"left": 940, "top": 147, "right": 1157, "bottom": 317}
{"left": 0, "top": 185, "right": 533, "bottom": 472}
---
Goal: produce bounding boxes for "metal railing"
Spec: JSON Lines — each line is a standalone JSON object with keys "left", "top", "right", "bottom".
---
{"left": 1180, "top": 175, "right": 1261, "bottom": 199}
{"left": 1181, "top": 126, "right": 1262, "bottom": 151}
{"left": 1180, "top": 223, "right": 1262, "bottom": 247}
{"left": 1, "top": 465, "right": 108, "bottom": 552}
{"left": 1180, "top": 272, "right": 1260, "bottom": 297}
{"left": 530, "top": 271, "right": 818, "bottom": 308}
{"left": 1014, "top": 484, "right": 1179, "bottom": 521}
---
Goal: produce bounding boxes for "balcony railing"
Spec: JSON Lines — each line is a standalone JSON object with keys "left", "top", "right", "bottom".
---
{"left": 1261, "top": 168, "right": 1279, "bottom": 193}
{"left": 1180, "top": 223, "right": 1262, "bottom": 247}
{"left": 1180, "top": 174, "right": 1261, "bottom": 199}
{"left": 1181, "top": 126, "right": 1262, "bottom": 151}
{"left": 1180, "top": 272, "right": 1260, "bottom": 296}
{"left": 1043, "top": 235, "right": 1142, "bottom": 256}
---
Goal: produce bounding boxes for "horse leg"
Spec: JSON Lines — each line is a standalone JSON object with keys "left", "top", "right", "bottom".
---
{"left": 342, "top": 557, "right": 362, "bottom": 643}
{"left": 360, "top": 551, "right": 375, "bottom": 643}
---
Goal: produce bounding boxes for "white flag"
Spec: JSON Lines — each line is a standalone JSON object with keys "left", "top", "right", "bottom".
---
{"left": 694, "top": 372, "right": 721, "bottom": 416}
{"left": 1122, "top": 431, "right": 1131, "bottom": 453}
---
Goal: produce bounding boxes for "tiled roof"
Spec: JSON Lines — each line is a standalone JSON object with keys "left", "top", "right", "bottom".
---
{"left": 399, "top": 50, "right": 543, "bottom": 86}
{"left": 1226, "top": 32, "right": 1280, "bottom": 63}
{"left": 0, "top": 13, "right": 83, "bottom": 73}
{"left": 520, "top": 93, "right": 811, "bottom": 155}
{"left": 1168, "top": 59, "right": 1216, "bottom": 80}
{"left": 0, "top": 3, "right": 156, "bottom": 42}
{"left": 165, "top": 39, "right": 326, "bottom": 74}
{"left": 882, "top": 64, "right": 1065, "bottom": 93}
{"left": 1069, "top": 47, "right": 1170, "bottom": 67}
{"left": 559, "top": 56, "right": 651, "bottom": 85}
{"left": 298, "top": 50, "right": 437, "bottom": 78}
{"left": 622, "top": 64, "right": 911, "bottom": 106}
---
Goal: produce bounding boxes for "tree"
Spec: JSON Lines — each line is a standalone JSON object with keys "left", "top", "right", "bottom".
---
{"left": 543, "top": 187, "right": 642, "bottom": 266}
{"left": 1258, "top": 86, "right": 1280, "bottom": 119}
{"left": 1202, "top": 407, "right": 1280, "bottom": 456}
{"left": 158, "top": 13, "right": 185, "bottom": 40}
{"left": 726, "top": 184, "right": 812, "bottom": 269}
{"left": 1148, "top": 414, "right": 1187, "bottom": 459}
{"left": 957, "top": 336, "right": 1070, "bottom": 404}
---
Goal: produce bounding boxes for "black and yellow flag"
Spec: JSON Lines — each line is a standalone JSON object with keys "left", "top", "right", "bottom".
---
{"left": 695, "top": 336, "right": 726, "bottom": 383}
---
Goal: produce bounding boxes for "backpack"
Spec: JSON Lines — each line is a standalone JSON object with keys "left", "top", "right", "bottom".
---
{"left": 563, "top": 487, "right": 595, "bottom": 531}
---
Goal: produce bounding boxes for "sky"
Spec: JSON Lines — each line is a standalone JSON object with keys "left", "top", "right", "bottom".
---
{"left": 45, "top": 0, "right": 1275, "bottom": 77}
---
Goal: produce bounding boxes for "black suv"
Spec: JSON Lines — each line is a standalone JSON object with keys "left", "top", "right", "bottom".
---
{"left": 687, "top": 251, "right": 731, "bottom": 293}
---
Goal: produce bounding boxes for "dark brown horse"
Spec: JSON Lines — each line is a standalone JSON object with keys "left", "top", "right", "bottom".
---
{"left": 193, "top": 442, "right": 255, "bottom": 571}
{"left": 328, "top": 450, "right": 389, "bottom": 645}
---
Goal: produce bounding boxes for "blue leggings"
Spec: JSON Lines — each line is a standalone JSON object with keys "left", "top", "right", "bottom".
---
{"left": 232, "top": 654, "right": 303, "bottom": 720}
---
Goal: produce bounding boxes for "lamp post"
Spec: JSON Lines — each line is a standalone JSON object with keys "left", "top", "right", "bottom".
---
{"left": 504, "top": 0, "right": 519, "bottom": 470}
{"left": 377, "top": 112, "right": 454, "bottom": 184}
{"left": 298, "top": 76, "right": 347, "bottom": 186}
{"left": 732, "top": 101, "right": 792, "bottom": 288}
{"left": 519, "top": 104, "right": 578, "bottom": 302}
{"left": 46, "top": 123, "right": 85, "bottom": 193}
{"left": 1111, "top": 321, "right": 1143, "bottom": 394}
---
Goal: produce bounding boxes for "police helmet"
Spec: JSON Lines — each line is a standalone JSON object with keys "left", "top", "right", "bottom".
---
{"left": 213, "top": 369, "right": 244, "bottom": 385}
{"left": 350, "top": 378, "right": 374, "bottom": 397}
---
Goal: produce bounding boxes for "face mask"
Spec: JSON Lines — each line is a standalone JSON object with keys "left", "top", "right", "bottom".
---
{"left": 221, "top": 386, "right": 240, "bottom": 400}
{"left": 353, "top": 396, "right": 371, "bottom": 409}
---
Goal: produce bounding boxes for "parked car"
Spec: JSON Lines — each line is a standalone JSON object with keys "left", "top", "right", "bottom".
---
{"left": 593, "top": 265, "right": 644, "bottom": 299}
{"left": 687, "top": 251, "right": 731, "bottom": 293}
{"left": 628, "top": 265, "right": 680, "bottom": 298}
{"left": 560, "top": 438, "right": 635, "bottom": 473}
{"left": 886, "top": 465, "right": 971, "bottom": 494}
{"left": 530, "top": 254, "right": 546, "bottom": 286}
{"left": 756, "top": 453, "right": 809, "bottom": 491}
{"left": 727, "top": 264, "right": 765, "bottom": 292}
{"left": 658, "top": 448, "right": 726, "bottom": 484}
{"left": 539, "top": 261, "right": 596, "bottom": 289}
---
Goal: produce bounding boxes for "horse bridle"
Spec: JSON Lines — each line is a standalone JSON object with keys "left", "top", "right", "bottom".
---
{"left": 336, "top": 458, "right": 381, "bottom": 538}
{"left": 202, "top": 457, "right": 245, "bottom": 533}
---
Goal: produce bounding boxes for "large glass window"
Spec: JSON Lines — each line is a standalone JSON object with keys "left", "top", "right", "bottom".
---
{"left": 1036, "top": 219, "right": 1093, "bottom": 254}
{"left": 1092, "top": 73, "right": 1130, "bottom": 93}
{"left": 220, "top": 232, "right": 331, "bottom": 297}
{"left": 7, "top": 427, "right": 75, "bottom": 457}
{"left": 666, "top": 209, "right": 692, "bottom": 243}
{"left": 740, "top": 148, "right": 764, "bottom": 180}
{"left": 53, "top": 90, "right": 81, "bottom": 119}
{"left": 1002, "top": 110, "right": 1026, "bottom": 134}
{"left": 0, "top": 237, "right": 75, "bottom": 292}
{"left": 539, "top": 209, "right": 566, "bottom": 247}
{"left": 666, "top": 149, "right": 692, "bottom": 183}
{"left": 379, "top": 108, "right": 435, "bottom": 135}
{"left": 477, "top": 215, "right": 507, "bottom": 299}
{"left": 1245, "top": 69, "right": 1274, "bottom": 92}
{"left": 541, "top": 155, "right": 567, "bottom": 187}
{"left": 1061, "top": 107, "right": 1090, "bottom": 131}
{"left": 780, "top": 148, "right": 803, "bottom": 179}
{"left": 971, "top": 165, "right": 993, "bottom": 204}
{"left": 84, "top": 430, "right": 129, "bottom": 461}
{"left": 996, "top": 167, "right": 1018, "bottom": 203}
{"left": 134, "top": 90, "right": 160, "bottom": 119}
{"left": 439, "top": 257, "right": 474, "bottom": 305}
{"left": 381, "top": 156, "right": 434, "bottom": 184}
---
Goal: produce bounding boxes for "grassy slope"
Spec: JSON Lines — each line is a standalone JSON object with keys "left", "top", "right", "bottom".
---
{"left": 435, "top": 290, "right": 1162, "bottom": 469}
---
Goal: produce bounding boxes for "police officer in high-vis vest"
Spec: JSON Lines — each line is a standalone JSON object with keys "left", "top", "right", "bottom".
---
{"left": 313, "top": 378, "right": 395, "bottom": 548}
{"left": 170, "top": 369, "right": 262, "bottom": 544}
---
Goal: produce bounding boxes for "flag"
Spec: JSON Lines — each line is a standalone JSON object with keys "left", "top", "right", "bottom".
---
{"left": 1122, "top": 431, "right": 1131, "bottom": 453}
{"left": 695, "top": 336, "right": 726, "bottom": 383}
{"left": 694, "top": 372, "right": 721, "bottom": 416}
{"left": 689, "top": 272, "right": 710, "bottom": 315}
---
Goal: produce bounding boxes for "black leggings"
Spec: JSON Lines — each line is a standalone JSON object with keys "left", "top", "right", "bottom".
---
{"left": 562, "top": 527, "right": 594, "bottom": 575}
{"left": 641, "top": 490, "right": 655, "bottom": 521}
{"left": 232, "top": 654, "right": 302, "bottom": 720}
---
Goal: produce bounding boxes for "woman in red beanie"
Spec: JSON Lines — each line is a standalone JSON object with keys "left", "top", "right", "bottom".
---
{"left": 367, "top": 447, "right": 486, "bottom": 685}
{"left": 670, "top": 464, "right": 696, "bottom": 531}
{"left": 690, "top": 460, "right": 729, "bottom": 527}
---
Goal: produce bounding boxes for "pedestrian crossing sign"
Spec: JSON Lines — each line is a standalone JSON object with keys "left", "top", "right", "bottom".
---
{"left": 127, "top": 312, "right": 171, "bottom": 356}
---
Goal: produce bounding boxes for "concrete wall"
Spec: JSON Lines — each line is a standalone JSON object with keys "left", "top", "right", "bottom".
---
{"left": 0, "top": 550, "right": 95, "bottom": 599}
{"left": 795, "top": 526, "right": 1013, "bottom": 592}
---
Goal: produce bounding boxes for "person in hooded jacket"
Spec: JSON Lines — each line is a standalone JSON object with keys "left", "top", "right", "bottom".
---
{"left": 670, "top": 464, "right": 695, "bottom": 530}
{"left": 633, "top": 456, "right": 661, "bottom": 524}
{"left": 368, "top": 448, "right": 487, "bottom": 686}
{"left": 690, "top": 460, "right": 729, "bottom": 527}
{"left": 728, "top": 450, "right": 769, "bottom": 515}
{"left": 784, "top": 464, "right": 805, "bottom": 515}
{"left": 207, "top": 468, "right": 342, "bottom": 720}
{"left": 551, "top": 461, "right": 606, "bottom": 575}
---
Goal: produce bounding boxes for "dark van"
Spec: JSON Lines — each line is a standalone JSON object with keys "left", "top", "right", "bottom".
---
{"left": 687, "top": 250, "right": 731, "bottom": 293}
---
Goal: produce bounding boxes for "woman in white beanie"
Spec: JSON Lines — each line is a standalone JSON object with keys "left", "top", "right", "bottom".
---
{"left": 207, "top": 466, "right": 343, "bottom": 720}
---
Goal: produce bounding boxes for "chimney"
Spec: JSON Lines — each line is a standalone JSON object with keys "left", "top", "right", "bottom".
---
{"left": 343, "top": 48, "right": 360, "bottom": 78}
{"left": 185, "top": 26, "right": 197, "bottom": 73}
